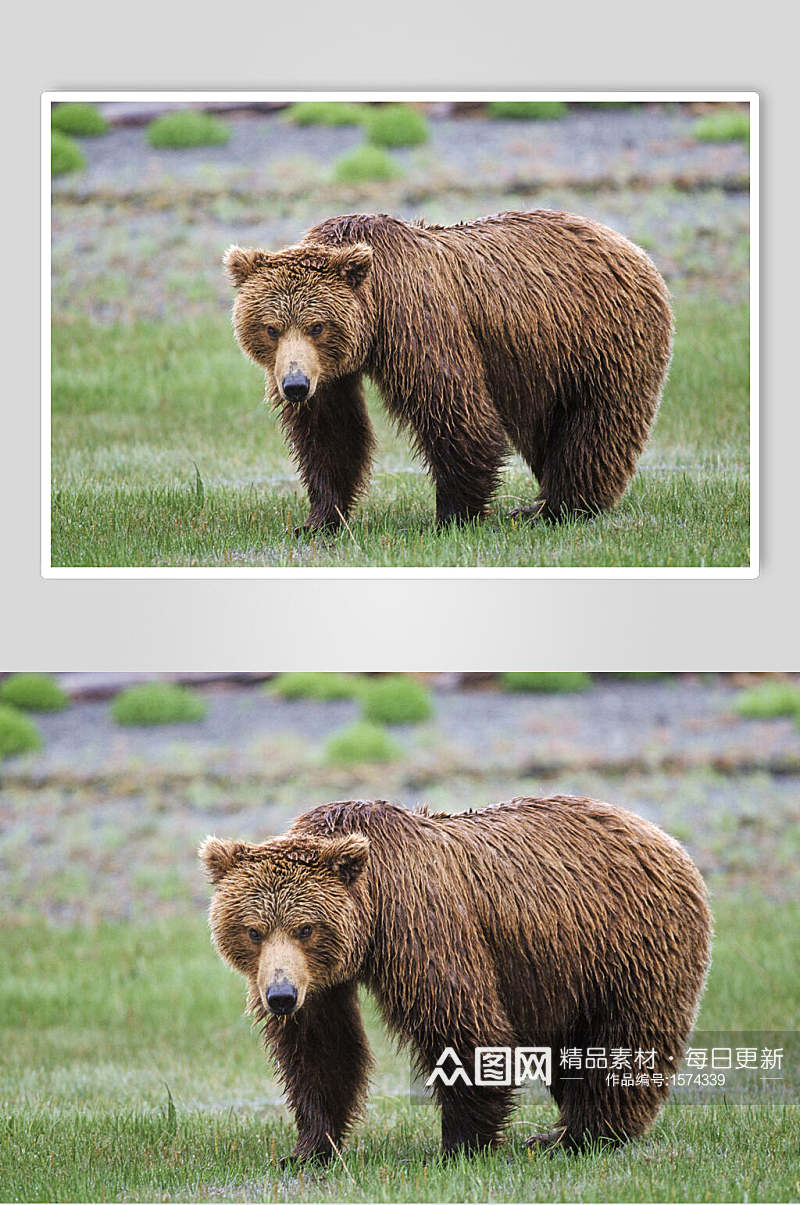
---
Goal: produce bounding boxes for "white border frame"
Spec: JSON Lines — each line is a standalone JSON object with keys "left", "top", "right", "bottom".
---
{"left": 42, "top": 91, "right": 758, "bottom": 579}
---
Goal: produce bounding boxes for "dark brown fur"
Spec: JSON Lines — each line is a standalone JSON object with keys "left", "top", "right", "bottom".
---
{"left": 201, "top": 796, "right": 710, "bottom": 1161}
{"left": 224, "top": 211, "right": 673, "bottom": 530}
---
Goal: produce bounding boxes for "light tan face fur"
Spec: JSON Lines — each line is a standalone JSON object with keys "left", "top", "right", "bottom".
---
{"left": 255, "top": 930, "right": 311, "bottom": 1012}
{"left": 272, "top": 329, "right": 323, "bottom": 402}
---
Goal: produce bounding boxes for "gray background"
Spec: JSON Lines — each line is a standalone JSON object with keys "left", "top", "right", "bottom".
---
{"left": 3, "top": 0, "right": 794, "bottom": 669}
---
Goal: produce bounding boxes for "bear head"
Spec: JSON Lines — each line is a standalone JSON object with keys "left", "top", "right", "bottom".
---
{"left": 199, "top": 832, "right": 370, "bottom": 1017}
{"left": 223, "top": 242, "right": 373, "bottom": 405}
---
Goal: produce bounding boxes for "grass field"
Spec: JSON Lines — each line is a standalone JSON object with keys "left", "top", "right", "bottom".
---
{"left": 1, "top": 893, "right": 797, "bottom": 1202}
{"left": 50, "top": 293, "right": 750, "bottom": 568}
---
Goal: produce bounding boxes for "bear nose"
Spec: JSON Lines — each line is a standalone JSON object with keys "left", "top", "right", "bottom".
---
{"left": 282, "top": 372, "right": 310, "bottom": 403}
{"left": 266, "top": 981, "right": 298, "bottom": 1015}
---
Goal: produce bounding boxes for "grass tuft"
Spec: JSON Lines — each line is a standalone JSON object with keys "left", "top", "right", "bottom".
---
{"left": 0, "top": 673, "right": 69, "bottom": 712}
{"left": 324, "top": 721, "right": 402, "bottom": 765}
{"left": 51, "top": 102, "right": 108, "bottom": 137}
{"left": 51, "top": 131, "right": 86, "bottom": 176}
{"left": 110, "top": 682, "right": 208, "bottom": 726}
{"left": 501, "top": 672, "right": 594, "bottom": 694}
{"left": 286, "top": 101, "right": 368, "bottom": 127}
{"left": 694, "top": 108, "right": 750, "bottom": 146}
{"left": 361, "top": 675, "right": 434, "bottom": 724}
{"left": 487, "top": 100, "right": 568, "bottom": 121}
{"left": 365, "top": 104, "right": 430, "bottom": 147}
{"left": 146, "top": 110, "right": 231, "bottom": 150}
{"left": 733, "top": 680, "right": 800, "bottom": 720}
{"left": 270, "top": 672, "right": 365, "bottom": 701}
{"left": 333, "top": 143, "right": 401, "bottom": 183}
{"left": 0, "top": 705, "right": 43, "bottom": 759}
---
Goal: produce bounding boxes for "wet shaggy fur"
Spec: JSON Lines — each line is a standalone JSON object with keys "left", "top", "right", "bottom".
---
{"left": 224, "top": 211, "right": 673, "bottom": 530}
{"left": 201, "top": 796, "right": 710, "bottom": 1162}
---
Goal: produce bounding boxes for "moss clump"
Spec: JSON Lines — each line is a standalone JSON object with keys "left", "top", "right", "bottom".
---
{"left": 324, "top": 721, "right": 401, "bottom": 766}
{"left": 365, "top": 104, "right": 429, "bottom": 148}
{"left": 51, "top": 102, "right": 108, "bottom": 137}
{"left": 146, "top": 110, "right": 231, "bottom": 149}
{"left": 361, "top": 675, "right": 433, "bottom": 725}
{"left": 0, "top": 706, "right": 43, "bottom": 759}
{"left": 287, "top": 101, "right": 368, "bottom": 127}
{"left": 487, "top": 100, "right": 567, "bottom": 121}
{"left": 733, "top": 681, "right": 800, "bottom": 719}
{"left": 270, "top": 673, "right": 364, "bottom": 701}
{"left": 0, "top": 674, "right": 69, "bottom": 712}
{"left": 333, "top": 144, "right": 401, "bottom": 183}
{"left": 693, "top": 109, "right": 750, "bottom": 146}
{"left": 500, "top": 672, "right": 593, "bottom": 693}
{"left": 111, "top": 682, "right": 208, "bottom": 726}
{"left": 51, "top": 131, "right": 86, "bottom": 176}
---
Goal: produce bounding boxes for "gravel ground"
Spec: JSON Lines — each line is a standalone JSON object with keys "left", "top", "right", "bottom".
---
{"left": 52, "top": 106, "right": 749, "bottom": 198}
{"left": 2, "top": 678, "right": 798, "bottom": 782}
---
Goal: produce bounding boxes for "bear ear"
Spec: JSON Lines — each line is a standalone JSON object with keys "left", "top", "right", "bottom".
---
{"left": 199, "top": 836, "right": 249, "bottom": 883}
{"left": 223, "top": 245, "right": 272, "bottom": 287}
{"left": 320, "top": 834, "right": 370, "bottom": 886}
{"left": 329, "top": 242, "right": 373, "bottom": 289}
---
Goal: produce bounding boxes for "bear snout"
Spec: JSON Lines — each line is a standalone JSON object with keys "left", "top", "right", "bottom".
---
{"left": 265, "top": 978, "right": 299, "bottom": 1015}
{"left": 281, "top": 371, "right": 311, "bottom": 404}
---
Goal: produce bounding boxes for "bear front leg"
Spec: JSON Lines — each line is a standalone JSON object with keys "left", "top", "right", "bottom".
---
{"left": 265, "top": 982, "right": 372, "bottom": 1163}
{"left": 438, "top": 1083, "right": 514, "bottom": 1157}
{"left": 277, "top": 374, "right": 375, "bottom": 535}
{"left": 406, "top": 388, "right": 507, "bottom": 528}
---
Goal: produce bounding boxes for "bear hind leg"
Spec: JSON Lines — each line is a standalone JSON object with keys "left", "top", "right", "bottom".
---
{"left": 520, "top": 393, "right": 656, "bottom": 522}
{"left": 538, "top": 1067, "right": 669, "bottom": 1152}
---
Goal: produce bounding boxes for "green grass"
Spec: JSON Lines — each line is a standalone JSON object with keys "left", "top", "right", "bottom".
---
{"left": 110, "top": 682, "right": 208, "bottom": 726}
{"left": 51, "top": 130, "right": 86, "bottom": 176}
{"left": 0, "top": 673, "right": 69, "bottom": 712}
{"left": 287, "top": 101, "right": 369, "bottom": 126}
{"left": 333, "top": 144, "right": 401, "bottom": 183}
{"left": 324, "top": 721, "right": 402, "bottom": 766}
{"left": 365, "top": 104, "right": 430, "bottom": 147}
{"left": 694, "top": 109, "right": 750, "bottom": 146}
{"left": 361, "top": 676, "right": 433, "bottom": 724}
{"left": 500, "top": 672, "right": 593, "bottom": 694}
{"left": 51, "top": 102, "right": 109, "bottom": 136}
{"left": 0, "top": 894, "right": 797, "bottom": 1201}
{"left": 49, "top": 293, "right": 750, "bottom": 568}
{"left": 487, "top": 100, "right": 568, "bottom": 120}
{"left": 733, "top": 681, "right": 800, "bottom": 720}
{"left": 270, "top": 672, "right": 365, "bottom": 701}
{"left": 0, "top": 705, "right": 42, "bottom": 758}
{"left": 146, "top": 109, "right": 230, "bottom": 149}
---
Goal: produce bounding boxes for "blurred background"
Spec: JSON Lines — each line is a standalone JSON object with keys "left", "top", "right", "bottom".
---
{"left": 49, "top": 99, "right": 752, "bottom": 569}
{"left": 1, "top": 670, "right": 795, "bottom": 923}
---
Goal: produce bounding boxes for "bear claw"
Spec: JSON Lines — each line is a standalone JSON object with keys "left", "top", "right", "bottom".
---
{"left": 525, "top": 1128, "right": 572, "bottom": 1153}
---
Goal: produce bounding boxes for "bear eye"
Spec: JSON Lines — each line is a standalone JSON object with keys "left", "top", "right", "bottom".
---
{"left": 308, "top": 322, "right": 324, "bottom": 337}
{"left": 265, "top": 325, "right": 280, "bottom": 339}
{"left": 247, "top": 928, "right": 262, "bottom": 944}
{"left": 296, "top": 924, "right": 313, "bottom": 941}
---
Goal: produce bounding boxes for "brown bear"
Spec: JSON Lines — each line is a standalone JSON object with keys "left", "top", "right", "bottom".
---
{"left": 200, "top": 796, "right": 710, "bottom": 1162}
{"left": 223, "top": 211, "right": 673, "bottom": 531}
